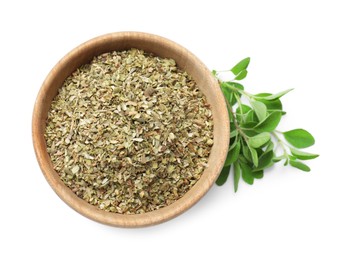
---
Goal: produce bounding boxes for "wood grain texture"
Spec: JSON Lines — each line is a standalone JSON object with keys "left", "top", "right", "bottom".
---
{"left": 32, "top": 32, "right": 230, "bottom": 228}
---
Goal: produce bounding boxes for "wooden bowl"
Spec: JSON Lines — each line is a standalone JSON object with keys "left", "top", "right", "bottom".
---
{"left": 32, "top": 32, "right": 229, "bottom": 227}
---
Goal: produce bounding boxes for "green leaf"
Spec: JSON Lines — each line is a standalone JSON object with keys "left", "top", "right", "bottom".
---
{"left": 254, "top": 111, "right": 282, "bottom": 132}
{"left": 231, "top": 57, "right": 250, "bottom": 75}
{"left": 289, "top": 160, "right": 311, "bottom": 172}
{"left": 249, "top": 147, "right": 258, "bottom": 167}
{"left": 230, "top": 122, "right": 236, "bottom": 132}
{"left": 290, "top": 148, "right": 319, "bottom": 160}
{"left": 255, "top": 140, "right": 273, "bottom": 159}
{"left": 248, "top": 132, "right": 271, "bottom": 148}
{"left": 220, "top": 82, "right": 244, "bottom": 106}
{"left": 283, "top": 129, "right": 315, "bottom": 148}
{"left": 254, "top": 151, "right": 274, "bottom": 171}
{"left": 252, "top": 170, "right": 264, "bottom": 179}
{"left": 225, "top": 141, "right": 241, "bottom": 166}
{"left": 234, "top": 162, "right": 241, "bottom": 192}
{"left": 284, "top": 159, "right": 289, "bottom": 166}
{"left": 253, "top": 93, "right": 283, "bottom": 111}
{"left": 221, "top": 85, "right": 236, "bottom": 106}
{"left": 227, "top": 109, "right": 234, "bottom": 123}
{"left": 241, "top": 121, "right": 257, "bottom": 129}
{"left": 236, "top": 104, "right": 252, "bottom": 122}
{"left": 238, "top": 155, "right": 248, "bottom": 164}
{"left": 273, "top": 155, "right": 285, "bottom": 162}
{"left": 250, "top": 100, "right": 267, "bottom": 121}
{"left": 263, "top": 141, "right": 274, "bottom": 154}
{"left": 212, "top": 70, "right": 217, "bottom": 76}
{"left": 244, "top": 111, "right": 256, "bottom": 124}
{"left": 240, "top": 162, "right": 254, "bottom": 185}
{"left": 230, "top": 129, "right": 238, "bottom": 138}
{"left": 242, "top": 128, "right": 258, "bottom": 138}
{"left": 242, "top": 144, "right": 252, "bottom": 162}
{"left": 254, "top": 89, "right": 293, "bottom": 101}
{"left": 234, "top": 69, "right": 248, "bottom": 80}
{"left": 229, "top": 136, "right": 239, "bottom": 150}
{"left": 236, "top": 104, "right": 252, "bottom": 115}
{"left": 289, "top": 155, "right": 297, "bottom": 160}
{"left": 227, "top": 82, "right": 245, "bottom": 91}
{"left": 216, "top": 166, "right": 231, "bottom": 186}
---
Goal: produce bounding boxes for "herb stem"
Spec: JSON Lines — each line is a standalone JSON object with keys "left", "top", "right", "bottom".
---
{"left": 225, "top": 97, "right": 248, "bottom": 141}
{"left": 272, "top": 131, "right": 288, "bottom": 158}
{"left": 235, "top": 94, "right": 243, "bottom": 117}
{"left": 223, "top": 81, "right": 252, "bottom": 97}
{"left": 215, "top": 70, "right": 230, "bottom": 73}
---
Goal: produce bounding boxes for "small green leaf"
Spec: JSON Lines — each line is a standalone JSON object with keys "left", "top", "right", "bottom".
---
{"left": 252, "top": 170, "right": 264, "bottom": 179}
{"left": 230, "top": 129, "right": 238, "bottom": 138}
{"left": 228, "top": 136, "right": 239, "bottom": 150}
{"left": 255, "top": 140, "right": 273, "bottom": 159}
{"left": 254, "top": 111, "right": 282, "bottom": 132}
{"left": 236, "top": 104, "right": 252, "bottom": 122}
{"left": 254, "top": 89, "right": 293, "bottom": 100}
{"left": 212, "top": 70, "right": 217, "bottom": 76}
{"left": 289, "top": 155, "right": 297, "bottom": 160}
{"left": 283, "top": 129, "right": 315, "bottom": 148}
{"left": 231, "top": 57, "right": 250, "bottom": 75}
{"left": 227, "top": 82, "right": 245, "bottom": 91}
{"left": 254, "top": 151, "right": 274, "bottom": 171}
{"left": 243, "top": 111, "right": 256, "bottom": 124}
{"left": 241, "top": 121, "right": 257, "bottom": 129}
{"left": 221, "top": 86, "right": 236, "bottom": 106}
{"left": 216, "top": 166, "right": 231, "bottom": 186}
{"left": 234, "top": 69, "right": 248, "bottom": 80}
{"left": 238, "top": 155, "right": 248, "bottom": 164}
{"left": 234, "top": 162, "right": 241, "bottom": 192}
{"left": 290, "top": 148, "right": 319, "bottom": 160}
{"left": 289, "top": 160, "right": 311, "bottom": 172}
{"left": 250, "top": 100, "right": 267, "bottom": 121}
{"left": 254, "top": 93, "right": 283, "bottom": 111}
{"left": 242, "top": 128, "right": 259, "bottom": 138}
{"left": 220, "top": 82, "right": 244, "bottom": 106}
{"left": 230, "top": 122, "right": 236, "bottom": 132}
{"left": 249, "top": 147, "right": 258, "bottom": 167}
{"left": 240, "top": 162, "right": 254, "bottom": 185}
{"left": 248, "top": 132, "right": 271, "bottom": 148}
{"left": 273, "top": 155, "right": 284, "bottom": 162}
{"left": 236, "top": 104, "right": 252, "bottom": 115}
{"left": 225, "top": 141, "right": 241, "bottom": 166}
{"left": 242, "top": 144, "right": 252, "bottom": 162}
{"left": 264, "top": 141, "right": 274, "bottom": 154}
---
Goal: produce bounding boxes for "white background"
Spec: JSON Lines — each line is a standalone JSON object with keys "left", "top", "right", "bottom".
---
{"left": 1, "top": 1, "right": 339, "bottom": 259}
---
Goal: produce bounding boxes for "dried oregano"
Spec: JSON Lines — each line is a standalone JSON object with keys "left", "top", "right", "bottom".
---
{"left": 45, "top": 49, "right": 213, "bottom": 214}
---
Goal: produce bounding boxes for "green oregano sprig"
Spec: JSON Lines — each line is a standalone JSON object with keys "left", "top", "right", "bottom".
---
{"left": 214, "top": 58, "right": 318, "bottom": 192}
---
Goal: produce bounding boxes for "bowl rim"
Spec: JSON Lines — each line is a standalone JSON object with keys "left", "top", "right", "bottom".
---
{"left": 32, "top": 31, "right": 229, "bottom": 228}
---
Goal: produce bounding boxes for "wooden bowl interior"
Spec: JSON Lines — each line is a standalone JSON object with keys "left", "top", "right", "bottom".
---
{"left": 32, "top": 32, "right": 229, "bottom": 227}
